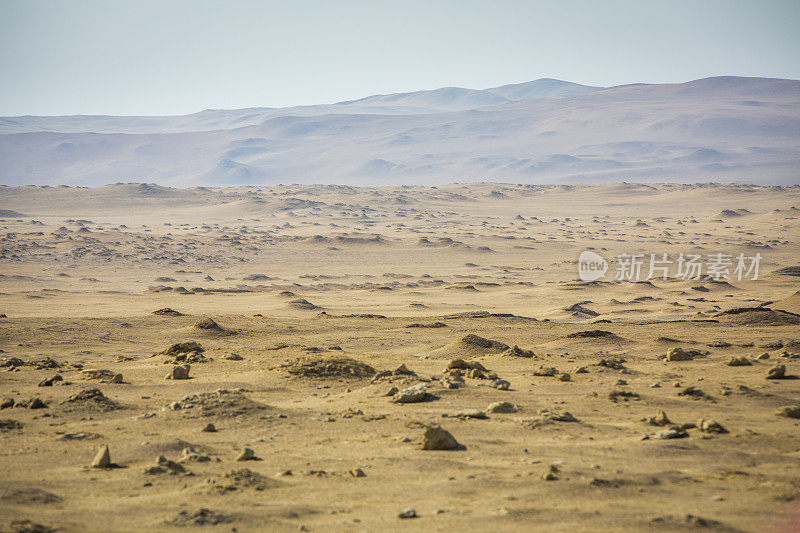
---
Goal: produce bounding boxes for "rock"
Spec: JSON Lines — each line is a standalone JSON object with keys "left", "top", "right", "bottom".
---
{"left": 766, "top": 365, "right": 787, "bottom": 379}
{"left": 399, "top": 508, "right": 417, "bottom": 519}
{"left": 697, "top": 418, "right": 728, "bottom": 434}
{"left": 575, "top": 366, "right": 589, "bottom": 374}
{"left": 38, "top": 374, "right": 63, "bottom": 387}
{"left": 447, "top": 358, "right": 486, "bottom": 371}
{"left": 646, "top": 409, "right": 671, "bottom": 426}
{"left": 91, "top": 444, "right": 112, "bottom": 468}
{"left": 422, "top": 426, "right": 460, "bottom": 450}
{"left": 223, "top": 353, "right": 243, "bottom": 360}
{"left": 558, "top": 373, "right": 571, "bottom": 382}
{"left": 533, "top": 366, "right": 557, "bottom": 377}
{"left": 168, "top": 401, "right": 182, "bottom": 411}
{"left": 0, "top": 398, "right": 14, "bottom": 409}
{"left": 757, "top": 352, "right": 770, "bottom": 360}
{"left": 775, "top": 406, "right": 800, "bottom": 418}
{"left": 491, "top": 379, "right": 510, "bottom": 390}
{"left": 393, "top": 384, "right": 429, "bottom": 403}
{"left": 726, "top": 356, "right": 752, "bottom": 367}
{"left": 349, "top": 468, "right": 366, "bottom": 477}
{"left": 25, "top": 397, "right": 48, "bottom": 409}
{"left": 108, "top": 373, "right": 124, "bottom": 383}
{"left": 166, "top": 364, "right": 191, "bottom": 380}
{"left": 235, "top": 447, "right": 256, "bottom": 461}
{"left": 454, "top": 409, "right": 487, "bottom": 419}
{"left": 654, "top": 427, "right": 688, "bottom": 439}
{"left": 202, "top": 423, "right": 217, "bottom": 432}
{"left": 487, "top": 401, "right": 519, "bottom": 414}
{"left": 666, "top": 347, "right": 693, "bottom": 362}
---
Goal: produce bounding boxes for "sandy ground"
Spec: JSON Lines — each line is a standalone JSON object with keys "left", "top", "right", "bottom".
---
{"left": 1, "top": 183, "right": 799, "bottom": 532}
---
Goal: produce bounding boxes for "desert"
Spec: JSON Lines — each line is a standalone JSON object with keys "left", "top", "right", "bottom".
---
{"left": 1, "top": 183, "right": 799, "bottom": 532}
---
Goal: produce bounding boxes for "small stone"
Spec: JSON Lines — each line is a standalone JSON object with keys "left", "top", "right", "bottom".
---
{"left": 697, "top": 418, "right": 728, "bottom": 434}
{"left": 91, "top": 444, "right": 112, "bottom": 468}
{"left": 455, "top": 409, "right": 487, "bottom": 419}
{"left": 666, "top": 347, "right": 693, "bottom": 362}
{"left": 558, "top": 373, "right": 571, "bottom": 382}
{"left": 236, "top": 447, "right": 256, "bottom": 461}
{"left": 38, "top": 374, "right": 63, "bottom": 387}
{"left": 202, "top": 423, "right": 217, "bottom": 432}
{"left": 542, "top": 472, "right": 558, "bottom": 480}
{"left": 486, "top": 401, "right": 519, "bottom": 414}
{"left": 647, "top": 409, "right": 671, "bottom": 426}
{"left": 0, "top": 398, "right": 14, "bottom": 409}
{"left": 776, "top": 405, "right": 800, "bottom": 418}
{"left": 422, "top": 426, "right": 460, "bottom": 450}
{"left": 168, "top": 401, "right": 182, "bottom": 411}
{"left": 491, "top": 379, "right": 510, "bottom": 390}
{"left": 349, "top": 468, "right": 366, "bottom": 477}
{"left": 757, "top": 352, "right": 770, "bottom": 360}
{"left": 166, "top": 364, "right": 191, "bottom": 380}
{"left": 766, "top": 365, "right": 787, "bottom": 379}
{"left": 108, "top": 373, "right": 124, "bottom": 383}
{"left": 726, "top": 356, "right": 752, "bottom": 367}
{"left": 224, "top": 353, "right": 243, "bottom": 360}
{"left": 654, "top": 427, "right": 688, "bottom": 439}
{"left": 575, "top": 366, "right": 589, "bottom": 374}
{"left": 393, "top": 384, "right": 429, "bottom": 404}
{"left": 399, "top": 508, "right": 417, "bottom": 519}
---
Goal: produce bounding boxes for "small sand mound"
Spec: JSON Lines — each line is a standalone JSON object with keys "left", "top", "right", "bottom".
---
{"left": 713, "top": 307, "right": 800, "bottom": 326}
{"left": 166, "top": 509, "right": 230, "bottom": 526}
{"left": 773, "top": 290, "right": 800, "bottom": 314}
{"left": 565, "top": 330, "right": 618, "bottom": 339}
{"left": 280, "top": 355, "right": 375, "bottom": 379}
{"left": 175, "top": 389, "right": 267, "bottom": 418}
{"left": 58, "top": 388, "right": 120, "bottom": 412}
{"left": 288, "top": 298, "right": 321, "bottom": 310}
{"left": 1, "top": 488, "right": 62, "bottom": 505}
{"left": 774, "top": 266, "right": 800, "bottom": 278}
{"left": 430, "top": 334, "right": 511, "bottom": 358}
{"left": 152, "top": 308, "right": 184, "bottom": 316}
{"left": 191, "top": 318, "right": 226, "bottom": 331}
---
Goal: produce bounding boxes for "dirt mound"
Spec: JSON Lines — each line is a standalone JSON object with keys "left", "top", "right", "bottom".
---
{"left": 288, "top": 298, "right": 321, "bottom": 310}
{"left": 156, "top": 341, "right": 203, "bottom": 357}
{"left": 1, "top": 488, "right": 62, "bottom": 504}
{"left": 713, "top": 307, "right": 800, "bottom": 326}
{"left": 173, "top": 389, "right": 267, "bottom": 418}
{"left": 717, "top": 208, "right": 751, "bottom": 218}
{"left": 430, "top": 334, "right": 510, "bottom": 358}
{"left": 58, "top": 389, "right": 120, "bottom": 412}
{"left": 166, "top": 509, "right": 230, "bottom": 526}
{"left": 205, "top": 468, "right": 280, "bottom": 493}
{"left": 281, "top": 355, "right": 375, "bottom": 379}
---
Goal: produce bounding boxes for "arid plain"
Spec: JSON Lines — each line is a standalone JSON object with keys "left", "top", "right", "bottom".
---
{"left": 1, "top": 183, "right": 799, "bottom": 532}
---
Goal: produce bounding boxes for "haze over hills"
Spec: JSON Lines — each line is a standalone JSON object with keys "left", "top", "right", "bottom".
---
{"left": 0, "top": 76, "right": 798, "bottom": 187}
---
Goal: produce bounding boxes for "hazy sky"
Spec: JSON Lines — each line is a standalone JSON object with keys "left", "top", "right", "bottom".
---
{"left": 1, "top": 0, "right": 798, "bottom": 116}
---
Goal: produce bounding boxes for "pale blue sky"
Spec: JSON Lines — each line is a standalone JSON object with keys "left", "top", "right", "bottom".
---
{"left": 1, "top": 0, "right": 798, "bottom": 116}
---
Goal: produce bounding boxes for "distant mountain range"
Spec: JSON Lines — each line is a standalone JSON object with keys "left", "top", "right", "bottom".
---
{"left": 1, "top": 76, "right": 798, "bottom": 186}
